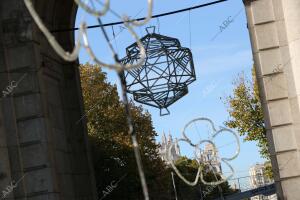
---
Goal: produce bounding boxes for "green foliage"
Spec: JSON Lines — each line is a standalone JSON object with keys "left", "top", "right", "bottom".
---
{"left": 264, "top": 161, "right": 274, "bottom": 179}
{"left": 224, "top": 67, "right": 274, "bottom": 178}
{"left": 173, "top": 157, "right": 237, "bottom": 200}
{"left": 80, "top": 63, "right": 238, "bottom": 199}
{"left": 224, "top": 68, "right": 269, "bottom": 159}
{"left": 80, "top": 63, "right": 170, "bottom": 199}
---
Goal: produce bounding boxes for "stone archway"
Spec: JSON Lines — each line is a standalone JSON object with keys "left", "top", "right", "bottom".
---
{"left": 1, "top": 0, "right": 300, "bottom": 200}
{"left": 244, "top": 0, "right": 300, "bottom": 199}
{"left": 0, "top": 0, "right": 97, "bottom": 199}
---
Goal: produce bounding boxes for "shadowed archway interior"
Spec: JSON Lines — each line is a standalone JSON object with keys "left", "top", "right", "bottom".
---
{"left": 2, "top": 0, "right": 300, "bottom": 199}
{"left": 0, "top": 0, "right": 97, "bottom": 199}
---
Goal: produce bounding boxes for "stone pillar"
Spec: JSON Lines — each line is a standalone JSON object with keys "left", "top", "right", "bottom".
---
{"left": 244, "top": 0, "right": 300, "bottom": 199}
{"left": 0, "top": 0, "right": 97, "bottom": 199}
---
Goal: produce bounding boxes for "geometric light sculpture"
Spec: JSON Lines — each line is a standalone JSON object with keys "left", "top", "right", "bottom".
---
{"left": 121, "top": 27, "right": 196, "bottom": 115}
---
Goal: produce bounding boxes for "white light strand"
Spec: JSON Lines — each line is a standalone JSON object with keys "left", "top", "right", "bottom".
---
{"left": 167, "top": 117, "right": 240, "bottom": 186}
{"left": 74, "top": 0, "right": 110, "bottom": 17}
{"left": 24, "top": 0, "right": 82, "bottom": 61}
{"left": 123, "top": 0, "right": 153, "bottom": 26}
{"left": 81, "top": 21, "right": 146, "bottom": 72}
{"left": 24, "top": 1, "right": 154, "bottom": 200}
{"left": 24, "top": 0, "right": 151, "bottom": 71}
{"left": 168, "top": 138, "right": 201, "bottom": 186}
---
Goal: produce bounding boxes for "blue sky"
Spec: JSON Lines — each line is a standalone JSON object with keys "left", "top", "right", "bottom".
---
{"left": 76, "top": 0, "right": 266, "bottom": 179}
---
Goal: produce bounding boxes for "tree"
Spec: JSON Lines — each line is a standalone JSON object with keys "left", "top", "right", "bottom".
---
{"left": 172, "top": 157, "right": 237, "bottom": 200}
{"left": 80, "top": 63, "right": 170, "bottom": 199}
{"left": 80, "top": 63, "right": 238, "bottom": 199}
{"left": 224, "top": 68, "right": 269, "bottom": 159}
{"left": 224, "top": 68, "right": 274, "bottom": 177}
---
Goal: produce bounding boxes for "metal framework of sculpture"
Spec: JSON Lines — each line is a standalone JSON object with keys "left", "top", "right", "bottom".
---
{"left": 122, "top": 27, "right": 196, "bottom": 116}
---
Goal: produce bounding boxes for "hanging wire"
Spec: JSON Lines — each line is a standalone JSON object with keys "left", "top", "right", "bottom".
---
{"left": 94, "top": 0, "right": 122, "bottom": 19}
{"left": 171, "top": 172, "right": 178, "bottom": 200}
{"left": 74, "top": 0, "right": 110, "bottom": 17}
{"left": 193, "top": 121, "right": 202, "bottom": 143}
{"left": 111, "top": 25, "right": 120, "bottom": 54}
{"left": 118, "top": 71, "right": 149, "bottom": 200}
{"left": 25, "top": 0, "right": 148, "bottom": 71}
{"left": 217, "top": 140, "right": 237, "bottom": 149}
{"left": 24, "top": 0, "right": 240, "bottom": 199}
{"left": 208, "top": 161, "right": 225, "bottom": 200}
{"left": 89, "top": 0, "right": 117, "bottom": 57}
{"left": 139, "top": 26, "right": 143, "bottom": 38}
{"left": 51, "top": 0, "right": 230, "bottom": 33}
{"left": 87, "top": 1, "right": 149, "bottom": 199}
{"left": 189, "top": 10, "right": 192, "bottom": 49}
{"left": 107, "top": 8, "right": 145, "bottom": 44}
{"left": 24, "top": 0, "right": 153, "bottom": 199}
{"left": 156, "top": 17, "right": 160, "bottom": 34}
{"left": 81, "top": 22, "right": 147, "bottom": 71}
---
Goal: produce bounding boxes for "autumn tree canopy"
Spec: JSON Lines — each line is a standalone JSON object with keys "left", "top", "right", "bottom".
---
{"left": 224, "top": 68, "right": 269, "bottom": 159}
{"left": 80, "top": 63, "right": 170, "bottom": 199}
{"left": 80, "top": 63, "right": 237, "bottom": 199}
{"left": 173, "top": 157, "right": 237, "bottom": 200}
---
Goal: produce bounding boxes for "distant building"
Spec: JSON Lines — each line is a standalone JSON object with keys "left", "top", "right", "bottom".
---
{"left": 249, "top": 163, "right": 277, "bottom": 200}
{"left": 159, "top": 132, "right": 181, "bottom": 162}
{"left": 158, "top": 133, "right": 222, "bottom": 176}
{"left": 199, "top": 143, "right": 222, "bottom": 174}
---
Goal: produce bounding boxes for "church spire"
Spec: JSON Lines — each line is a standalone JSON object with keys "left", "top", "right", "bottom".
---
{"left": 175, "top": 138, "right": 181, "bottom": 155}
{"left": 158, "top": 131, "right": 181, "bottom": 163}
{"left": 167, "top": 132, "right": 173, "bottom": 144}
{"left": 161, "top": 131, "right": 167, "bottom": 145}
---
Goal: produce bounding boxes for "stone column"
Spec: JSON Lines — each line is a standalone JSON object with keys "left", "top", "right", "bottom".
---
{"left": 244, "top": 0, "right": 300, "bottom": 199}
{"left": 0, "top": 0, "right": 97, "bottom": 199}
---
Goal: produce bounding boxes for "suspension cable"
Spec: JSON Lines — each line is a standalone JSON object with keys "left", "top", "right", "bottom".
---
{"left": 51, "top": 0, "right": 229, "bottom": 33}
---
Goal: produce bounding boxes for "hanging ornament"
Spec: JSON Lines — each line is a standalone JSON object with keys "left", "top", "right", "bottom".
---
{"left": 167, "top": 117, "right": 240, "bottom": 186}
{"left": 121, "top": 26, "right": 196, "bottom": 116}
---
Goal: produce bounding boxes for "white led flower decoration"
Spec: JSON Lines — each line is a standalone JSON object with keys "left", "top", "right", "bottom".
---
{"left": 167, "top": 117, "right": 240, "bottom": 186}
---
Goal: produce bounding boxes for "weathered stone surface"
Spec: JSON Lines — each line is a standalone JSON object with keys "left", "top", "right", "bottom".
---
{"left": 272, "top": 125, "right": 297, "bottom": 153}
{"left": 17, "top": 118, "right": 48, "bottom": 144}
{"left": 263, "top": 73, "right": 288, "bottom": 100}
{"left": 252, "top": 0, "right": 275, "bottom": 24}
{"left": 24, "top": 168, "right": 55, "bottom": 194}
{"left": 258, "top": 48, "right": 282, "bottom": 75}
{"left": 245, "top": 0, "right": 300, "bottom": 199}
{"left": 14, "top": 94, "right": 43, "bottom": 119}
{"left": 281, "top": 177, "right": 300, "bottom": 200}
{"left": 255, "top": 23, "right": 279, "bottom": 50}
{"left": 20, "top": 142, "right": 50, "bottom": 170}
{"left": 268, "top": 99, "right": 292, "bottom": 126}
{"left": 0, "top": 146, "right": 11, "bottom": 190}
{"left": 0, "top": 0, "right": 96, "bottom": 199}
